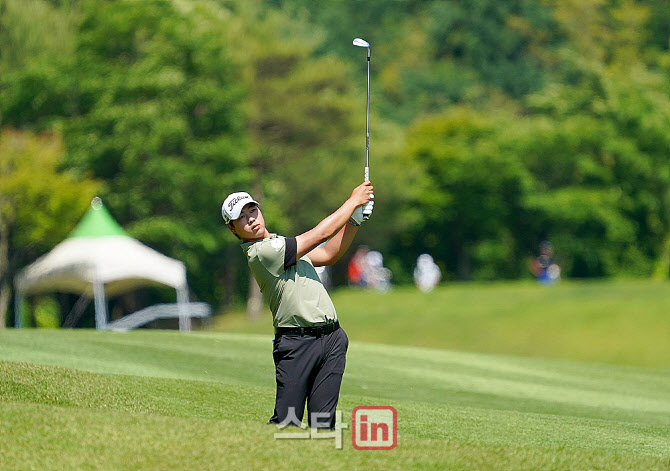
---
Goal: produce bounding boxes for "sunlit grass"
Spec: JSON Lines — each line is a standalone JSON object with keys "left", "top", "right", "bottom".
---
{"left": 212, "top": 279, "right": 670, "bottom": 367}
{"left": 1, "top": 329, "right": 669, "bottom": 470}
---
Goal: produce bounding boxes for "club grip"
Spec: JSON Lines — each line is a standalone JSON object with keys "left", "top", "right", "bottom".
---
{"left": 363, "top": 166, "right": 372, "bottom": 219}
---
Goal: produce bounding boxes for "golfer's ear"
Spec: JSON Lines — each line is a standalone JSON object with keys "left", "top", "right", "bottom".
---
{"left": 227, "top": 223, "right": 238, "bottom": 236}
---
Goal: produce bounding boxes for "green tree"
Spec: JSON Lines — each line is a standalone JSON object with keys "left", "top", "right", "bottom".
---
{"left": 1, "top": 0, "right": 249, "bottom": 306}
{"left": 0, "top": 0, "right": 79, "bottom": 128}
{"left": 521, "top": 0, "right": 670, "bottom": 277}
{"left": 0, "top": 128, "right": 98, "bottom": 327}
{"left": 0, "top": 0, "right": 75, "bottom": 72}
{"left": 270, "top": 0, "right": 558, "bottom": 123}
{"left": 399, "top": 107, "right": 533, "bottom": 280}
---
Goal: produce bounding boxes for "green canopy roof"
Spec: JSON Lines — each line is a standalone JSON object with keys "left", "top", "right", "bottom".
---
{"left": 67, "top": 204, "right": 128, "bottom": 239}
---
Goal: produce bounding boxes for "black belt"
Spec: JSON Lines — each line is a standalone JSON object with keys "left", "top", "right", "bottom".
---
{"left": 275, "top": 321, "right": 340, "bottom": 336}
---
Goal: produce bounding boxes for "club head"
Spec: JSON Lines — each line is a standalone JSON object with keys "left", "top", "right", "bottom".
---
{"left": 352, "top": 38, "right": 370, "bottom": 48}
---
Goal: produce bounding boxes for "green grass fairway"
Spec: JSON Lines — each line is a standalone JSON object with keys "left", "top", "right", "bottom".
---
{"left": 213, "top": 280, "right": 670, "bottom": 368}
{"left": 1, "top": 329, "right": 669, "bottom": 470}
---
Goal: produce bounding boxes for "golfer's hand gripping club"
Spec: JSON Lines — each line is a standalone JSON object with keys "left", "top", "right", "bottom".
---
{"left": 363, "top": 167, "right": 374, "bottom": 220}
{"left": 362, "top": 199, "right": 374, "bottom": 220}
{"left": 349, "top": 181, "right": 373, "bottom": 226}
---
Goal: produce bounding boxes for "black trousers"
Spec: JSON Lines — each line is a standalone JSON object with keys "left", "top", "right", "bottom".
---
{"left": 268, "top": 326, "right": 348, "bottom": 429}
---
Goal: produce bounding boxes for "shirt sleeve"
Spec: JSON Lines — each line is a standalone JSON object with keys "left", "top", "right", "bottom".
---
{"left": 284, "top": 237, "right": 297, "bottom": 271}
{"left": 252, "top": 236, "right": 288, "bottom": 278}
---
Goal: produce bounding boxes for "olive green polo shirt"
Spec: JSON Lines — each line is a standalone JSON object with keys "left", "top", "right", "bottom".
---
{"left": 241, "top": 234, "right": 337, "bottom": 328}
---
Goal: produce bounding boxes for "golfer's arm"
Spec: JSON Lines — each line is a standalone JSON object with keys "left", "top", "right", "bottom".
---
{"left": 308, "top": 223, "right": 358, "bottom": 267}
{"left": 295, "top": 200, "right": 357, "bottom": 260}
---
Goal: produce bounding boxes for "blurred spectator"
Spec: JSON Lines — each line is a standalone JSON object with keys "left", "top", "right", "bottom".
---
{"left": 348, "top": 245, "right": 370, "bottom": 287}
{"left": 529, "top": 240, "right": 561, "bottom": 285}
{"left": 365, "top": 250, "right": 392, "bottom": 293}
{"left": 413, "top": 253, "right": 441, "bottom": 292}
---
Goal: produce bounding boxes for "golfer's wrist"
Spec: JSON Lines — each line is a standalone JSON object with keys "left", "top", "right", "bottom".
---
{"left": 341, "top": 201, "right": 358, "bottom": 220}
{"left": 345, "top": 198, "right": 360, "bottom": 210}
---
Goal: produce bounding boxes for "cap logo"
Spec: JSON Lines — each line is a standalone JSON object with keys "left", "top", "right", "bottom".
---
{"left": 227, "top": 195, "right": 250, "bottom": 212}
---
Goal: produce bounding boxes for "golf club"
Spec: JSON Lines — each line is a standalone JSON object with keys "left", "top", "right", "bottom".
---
{"left": 353, "top": 37, "right": 374, "bottom": 220}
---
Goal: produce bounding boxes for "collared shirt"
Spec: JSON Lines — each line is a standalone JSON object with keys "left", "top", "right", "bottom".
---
{"left": 241, "top": 234, "right": 337, "bottom": 328}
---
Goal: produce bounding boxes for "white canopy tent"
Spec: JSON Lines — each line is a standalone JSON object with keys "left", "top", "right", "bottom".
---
{"left": 14, "top": 201, "right": 201, "bottom": 331}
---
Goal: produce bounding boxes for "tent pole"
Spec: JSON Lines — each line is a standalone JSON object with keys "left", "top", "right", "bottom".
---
{"left": 14, "top": 288, "right": 22, "bottom": 329}
{"left": 177, "top": 284, "right": 190, "bottom": 332}
{"left": 94, "top": 279, "right": 107, "bottom": 330}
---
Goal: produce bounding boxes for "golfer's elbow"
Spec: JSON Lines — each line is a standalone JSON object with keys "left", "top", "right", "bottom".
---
{"left": 325, "top": 246, "right": 348, "bottom": 266}
{"left": 320, "top": 256, "right": 341, "bottom": 267}
{"left": 324, "top": 255, "right": 343, "bottom": 266}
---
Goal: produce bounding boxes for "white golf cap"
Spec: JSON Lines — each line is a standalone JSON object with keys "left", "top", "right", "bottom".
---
{"left": 221, "top": 192, "right": 259, "bottom": 224}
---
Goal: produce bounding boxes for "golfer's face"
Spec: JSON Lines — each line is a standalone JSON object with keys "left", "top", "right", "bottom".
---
{"left": 233, "top": 204, "right": 266, "bottom": 240}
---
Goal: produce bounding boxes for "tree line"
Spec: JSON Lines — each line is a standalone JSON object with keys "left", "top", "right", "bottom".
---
{"left": 1, "top": 0, "right": 669, "bottom": 325}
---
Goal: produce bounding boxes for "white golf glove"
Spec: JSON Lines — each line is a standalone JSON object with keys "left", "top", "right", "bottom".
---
{"left": 362, "top": 193, "right": 374, "bottom": 219}
{"left": 349, "top": 201, "right": 374, "bottom": 226}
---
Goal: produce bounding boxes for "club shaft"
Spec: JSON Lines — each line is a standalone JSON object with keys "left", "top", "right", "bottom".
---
{"left": 365, "top": 51, "right": 370, "bottom": 173}
{"left": 353, "top": 39, "right": 373, "bottom": 220}
{"left": 363, "top": 49, "right": 371, "bottom": 220}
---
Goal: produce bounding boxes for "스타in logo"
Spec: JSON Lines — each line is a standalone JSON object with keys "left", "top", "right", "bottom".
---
{"left": 352, "top": 406, "right": 397, "bottom": 450}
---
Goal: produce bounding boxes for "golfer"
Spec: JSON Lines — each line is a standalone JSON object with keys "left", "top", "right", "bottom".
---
{"left": 222, "top": 182, "right": 374, "bottom": 429}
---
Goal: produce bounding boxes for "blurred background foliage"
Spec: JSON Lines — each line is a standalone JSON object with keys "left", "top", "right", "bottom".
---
{"left": 1, "top": 0, "right": 670, "bottom": 323}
